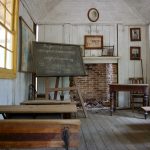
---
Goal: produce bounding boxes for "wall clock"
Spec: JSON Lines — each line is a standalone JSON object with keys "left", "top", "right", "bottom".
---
{"left": 87, "top": 8, "right": 99, "bottom": 22}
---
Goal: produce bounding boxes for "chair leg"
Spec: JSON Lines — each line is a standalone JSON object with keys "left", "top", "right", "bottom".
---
{"left": 132, "top": 98, "right": 134, "bottom": 112}
{"left": 130, "top": 96, "right": 134, "bottom": 112}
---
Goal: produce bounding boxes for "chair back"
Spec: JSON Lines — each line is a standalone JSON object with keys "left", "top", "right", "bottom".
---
{"left": 129, "top": 77, "right": 144, "bottom": 84}
{"left": 129, "top": 77, "right": 144, "bottom": 94}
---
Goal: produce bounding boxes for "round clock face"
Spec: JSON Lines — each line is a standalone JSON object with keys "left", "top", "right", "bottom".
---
{"left": 87, "top": 8, "right": 99, "bottom": 22}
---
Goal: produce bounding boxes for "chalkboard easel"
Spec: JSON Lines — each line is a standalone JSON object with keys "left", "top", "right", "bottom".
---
{"left": 31, "top": 41, "right": 87, "bottom": 117}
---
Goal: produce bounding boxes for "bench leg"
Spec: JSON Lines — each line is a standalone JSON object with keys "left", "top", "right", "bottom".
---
{"left": 62, "top": 127, "right": 70, "bottom": 150}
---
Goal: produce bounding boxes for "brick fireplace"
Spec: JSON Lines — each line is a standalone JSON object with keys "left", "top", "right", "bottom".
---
{"left": 70, "top": 63, "right": 118, "bottom": 103}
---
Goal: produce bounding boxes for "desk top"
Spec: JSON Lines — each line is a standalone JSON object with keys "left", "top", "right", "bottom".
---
{"left": 109, "top": 84, "right": 149, "bottom": 93}
{"left": 0, "top": 104, "right": 77, "bottom": 114}
{"left": 20, "top": 100, "right": 72, "bottom": 105}
{"left": 109, "top": 83, "right": 149, "bottom": 86}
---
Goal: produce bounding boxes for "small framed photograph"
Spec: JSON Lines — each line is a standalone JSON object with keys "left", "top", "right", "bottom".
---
{"left": 130, "top": 46, "right": 141, "bottom": 60}
{"left": 102, "top": 46, "right": 114, "bottom": 56}
{"left": 84, "top": 35, "right": 103, "bottom": 49}
{"left": 130, "top": 28, "right": 141, "bottom": 41}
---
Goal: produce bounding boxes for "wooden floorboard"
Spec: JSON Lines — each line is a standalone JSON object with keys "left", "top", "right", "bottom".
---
{"left": 124, "top": 115, "right": 150, "bottom": 149}
{"left": 2, "top": 110, "right": 150, "bottom": 150}
{"left": 86, "top": 115, "right": 108, "bottom": 150}
{"left": 90, "top": 113, "right": 126, "bottom": 150}
{"left": 106, "top": 114, "right": 138, "bottom": 150}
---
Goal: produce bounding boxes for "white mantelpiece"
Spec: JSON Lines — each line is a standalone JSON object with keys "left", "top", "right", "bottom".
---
{"left": 83, "top": 56, "right": 120, "bottom": 64}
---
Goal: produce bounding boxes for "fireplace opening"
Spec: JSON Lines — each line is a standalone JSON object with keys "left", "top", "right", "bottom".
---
{"left": 70, "top": 64, "right": 118, "bottom": 109}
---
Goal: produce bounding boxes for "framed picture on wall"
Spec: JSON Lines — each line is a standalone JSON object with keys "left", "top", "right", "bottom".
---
{"left": 87, "top": 8, "right": 99, "bottom": 22}
{"left": 130, "top": 46, "right": 141, "bottom": 60}
{"left": 102, "top": 46, "right": 114, "bottom": 56}
{"left": 20, "top": 17, "right": 36, "bottom": 72}
{"left": 130, "top": 28, "right": 141, "bottom": 41}
{"left": 84, "top": 35, "right": 103, "bottom": 49}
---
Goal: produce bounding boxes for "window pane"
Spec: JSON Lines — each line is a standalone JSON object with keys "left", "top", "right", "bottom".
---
{"left": 6, "top": 0, "right": 13, "bottom": 13}
{"left": 0, "top": 25, "right": 6, "bottom": 47}
{"left": 7, "top": 31, "right": 12, "bottom": 50}
{"left": 0, "top": 0, "right": 5, "bottom": 4}
{"left": 0, "top": 47, "right": 5, "bottom": 68}
{"left": 0, "top": 3, "right": 4, "bottom": 24}
{"left": 6, "top": 10, "right": 12, "bottom": 30}
{"left": 6, "top": 50, "right": 12, "bottom": 69}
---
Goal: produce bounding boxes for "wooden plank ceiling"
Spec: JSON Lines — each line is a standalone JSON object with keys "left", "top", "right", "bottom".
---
{"left": 21, "top": 0, "right": 150, "bottom": 24}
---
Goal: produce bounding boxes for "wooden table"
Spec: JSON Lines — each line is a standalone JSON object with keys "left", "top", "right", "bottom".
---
{"left": 20, "top": 100, "right": 72, "bottom": 105}
{"left": 109, "top": 84, "right": 149, "bottom": 115}
{"left": 0, "top": 104, "right": 77, "bottom": 119}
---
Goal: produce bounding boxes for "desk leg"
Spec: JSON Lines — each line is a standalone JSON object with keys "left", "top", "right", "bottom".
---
{"left": 2, "top": 113, "right": 7, "bottom": 119}
{"left": 143, "top": 94, "right": 149, "bottom": 119}
{"left": 144, "top": 111, "right": 148, "bottom": 119}
{"left": 114, "top": 91, "right": 117, "bottom": 112}
{"left": 110, "top": 91, "right": 114, "bottom": 116}
{"left": 144, "top": 94, "right": 149, "bottom": 106}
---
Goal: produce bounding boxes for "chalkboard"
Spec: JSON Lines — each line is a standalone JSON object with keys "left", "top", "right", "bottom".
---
{"left": 32, "top": 42, "right": 86, "bottom": 77}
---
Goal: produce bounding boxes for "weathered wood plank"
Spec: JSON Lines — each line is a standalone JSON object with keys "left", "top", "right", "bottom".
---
{"left": 1, "top": 111, "right": 150, "bottom": 150}
{"left": 0, "top": 104, "right": 77, "bottom": 113}
{"left": 0, "top": 119, "right": 80, "bottom": 149}
{"left": 87, "top": 114, "right": 108, "bottom": 150}
{"left": 116, "top": 112, "right": 149, "bottom": 150}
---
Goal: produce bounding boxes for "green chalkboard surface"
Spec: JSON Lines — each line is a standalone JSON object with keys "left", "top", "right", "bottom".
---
{"left": 32, "top": 42, "right": 86, "bottom": 77}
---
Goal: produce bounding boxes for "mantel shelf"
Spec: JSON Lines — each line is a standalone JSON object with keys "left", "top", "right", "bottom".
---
{"left": 83, "top": 56, "right": 120, "bottom": 64}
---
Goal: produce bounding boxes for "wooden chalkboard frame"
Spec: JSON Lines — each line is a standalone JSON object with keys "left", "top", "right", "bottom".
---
{"left": 32, "top": 42, "right": 86, "bottom": 77}
{"left": 19, "top": 17, "right": 35, "bottom": 73}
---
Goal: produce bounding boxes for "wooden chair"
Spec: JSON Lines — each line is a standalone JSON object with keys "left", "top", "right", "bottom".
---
{"left": 129, "top": 77, "right": 144, "bottom": 112}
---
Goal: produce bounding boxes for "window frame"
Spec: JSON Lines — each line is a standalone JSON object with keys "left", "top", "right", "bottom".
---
{"left": 0, "top": 0, "right": 19, "bottom": 78}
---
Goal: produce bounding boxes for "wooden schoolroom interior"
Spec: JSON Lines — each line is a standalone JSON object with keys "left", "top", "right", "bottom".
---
{"left": 1, "top": 0, "right": 150, "bottom": 149}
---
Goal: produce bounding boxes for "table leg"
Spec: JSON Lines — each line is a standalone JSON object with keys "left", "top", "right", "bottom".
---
{"left": 144, "top": 111, "right": 148, "bottom": 119}
{"left": 144, "top": 94, "right": 149, "bottom": 106}
{"left": 110, "top": 91, "right": 114, "bottom": 116}
{"left": 114, "top": 91, "right": 117, "bottom": 112}
{"left": 2, "top": 113, "right": 7, "bottom": 119}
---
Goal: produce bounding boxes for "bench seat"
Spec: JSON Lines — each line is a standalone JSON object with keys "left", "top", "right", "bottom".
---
{"left": 0, "top": 119, "right": 80, "bottom": 149}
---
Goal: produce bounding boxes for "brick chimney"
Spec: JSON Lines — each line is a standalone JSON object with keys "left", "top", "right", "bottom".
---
{"left": 70, "top": 64, "right": 117, "bottom": 103}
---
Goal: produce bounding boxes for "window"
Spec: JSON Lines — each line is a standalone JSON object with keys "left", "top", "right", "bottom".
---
{"left": 0, "top": 0, "right": 19, "bottom": 78}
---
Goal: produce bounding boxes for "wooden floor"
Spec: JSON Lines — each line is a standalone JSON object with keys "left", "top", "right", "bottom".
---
{"left": 4, "top": 109, "right": 150, "bottom": 150}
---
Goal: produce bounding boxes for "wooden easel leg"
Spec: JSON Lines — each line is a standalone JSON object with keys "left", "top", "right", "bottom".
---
{"left": 77, "top": 88, "right": 88, "bottom": 118}
{"left": 45, "top": 78, "right": 49, "bottom": 99}
{"left": 54, "top": 77, "right": 60, "bottom": 100}
{"left": 73, "top": 78, "right": 88, "bottom": 118}
{"left": 32, "top": 73, "right": 36, "bottom": 99}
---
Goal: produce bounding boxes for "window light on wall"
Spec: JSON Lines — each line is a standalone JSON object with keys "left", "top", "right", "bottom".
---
{"left": 0, "top": 0, "right": 19, "bottom": 78}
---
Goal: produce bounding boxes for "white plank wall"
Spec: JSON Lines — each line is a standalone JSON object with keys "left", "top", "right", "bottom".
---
{"left": 118, "top": 24, "right": 148, "bottom": 107}
{"left": 38, "top": 23, "right": 148, "bottom": 107}
{"left": 37, "top": 24, "right": 117, "bottom": 100}
{"left": 0, "top": 2, "right": 33, "bottom": 106}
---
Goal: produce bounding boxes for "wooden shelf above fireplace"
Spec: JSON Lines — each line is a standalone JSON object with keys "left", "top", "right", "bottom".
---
{"left": 83, "top": 56, "right": 120, "bottom": 64}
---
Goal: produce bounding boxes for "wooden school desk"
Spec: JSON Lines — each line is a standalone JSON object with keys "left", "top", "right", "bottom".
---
{"left": 0, "top": 104, "right": 77, "bottom": 119}
{"left": 20, "top": 100, "right": 72, "bottom": 105}
{"left": 109, "top": 84, "right": 149, "bottom": 115}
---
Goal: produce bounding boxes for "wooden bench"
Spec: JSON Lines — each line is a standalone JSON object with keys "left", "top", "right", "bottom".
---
{"left": 20, "top": 100, "right": 73, "bottom": 105}
{"left": 0, "top": 105, "right": 77, "bottom": 119}
{"left": 0, "top": 119, "right": 80, "bottom": 150}
{"left": 141, "top": 106, "right": 150, "bottom": 119}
